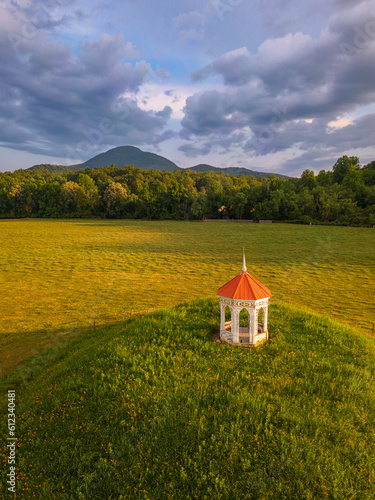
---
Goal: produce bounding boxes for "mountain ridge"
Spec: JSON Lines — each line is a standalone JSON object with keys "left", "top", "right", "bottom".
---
{"left": 29, "top": 146, "right": 288, "bottom": 178}
{"left": 188, "top": 163, "right": 289, "bottom": 179}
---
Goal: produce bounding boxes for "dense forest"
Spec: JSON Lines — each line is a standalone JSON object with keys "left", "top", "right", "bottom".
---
{"left": 1, "top": 156, "right": 374, "bottom": 225}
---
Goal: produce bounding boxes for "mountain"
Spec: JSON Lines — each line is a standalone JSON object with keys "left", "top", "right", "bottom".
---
{"left": 28, "top": 146, "right": 289, "bottom": 178}
{"left": 188, "top": 164, "right": 289, "bottom": 179}
{"left": 73, "top": 146, "right": 181, "bottom": 172}
{"left": 28, "top": 164, "right": 80, "bottom": 173}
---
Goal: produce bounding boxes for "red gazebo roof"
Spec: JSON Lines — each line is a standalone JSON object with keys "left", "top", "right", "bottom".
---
{"left": 217, "top": 271, "right": 272, "bottom": 300}
{"left": 217, "top": 251, "right": 271, "bottom": 300}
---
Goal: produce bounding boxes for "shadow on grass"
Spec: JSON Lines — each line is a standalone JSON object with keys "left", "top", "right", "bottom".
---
{"left": 0, "top": 299, "right": 215, "bottom": 408}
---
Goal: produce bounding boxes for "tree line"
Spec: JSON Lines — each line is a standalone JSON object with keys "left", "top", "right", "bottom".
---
{"left": 1, "top": 156, "right": 374, "bottom": 225}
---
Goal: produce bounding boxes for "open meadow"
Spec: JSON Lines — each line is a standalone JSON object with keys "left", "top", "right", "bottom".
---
{"left": 0, "top": 219, "right": 374, "bottom": 374}
{"left": 1, "top": 219, "right": 375, "bottom": 499}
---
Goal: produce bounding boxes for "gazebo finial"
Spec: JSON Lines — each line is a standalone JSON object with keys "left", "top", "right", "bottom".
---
{"left": 242, "top": 247, "right": 247, "bottom": 272}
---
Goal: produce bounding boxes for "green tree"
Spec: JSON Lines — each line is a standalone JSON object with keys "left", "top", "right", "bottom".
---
{"left": 268, "top": 189, "right": 286, "bottom": 220}
{"left": 61, "top": 181, "right": 83, "bottom": 216}
{"left": 190, "top": 192, "right": 209, "bottom": 220}
{"left": 362, "top": 161, "right": 375, "bottom": 186}
{"left": 8, "top": 185, "right": 23, "bottom": 217}
{"left": 332, "top": 156, "right": 359, "bottom": 184}
{"left": 315, "top": 187, "right": 340, "bottom": 221}
{"left": 316, "top": 170, "right": 333, "bottom": 187}
{"left": 77, "top": 173, "right": 99, "bottom": 215}
{"left": 269, "top": 175, "right": 283, "bottom": 191}
{"left": 231, "top": 191, "right": 247, "bottom": 219}
{"left": 341, "top": 165, "right": 365, "bottom": 208}
{"left": 103, "top": 182, "right": 129, "bottom": 218}
{"left": 300, "top": 170, "right": 317, "bottom": 190}
{"left": 36, "top": 180, "right": 62, "bottom": 217}
{"left": 297, "top": 188, "right": 315, "bottom": 218}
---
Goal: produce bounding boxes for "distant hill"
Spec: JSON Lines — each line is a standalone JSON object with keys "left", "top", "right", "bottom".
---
{"left": 188, "top": 164, "right": 289, "bottom": 179}
{"left": 28, "top": 146, "right": 288, "bottom": 178}
{"left": 28, "top": 164, "right": 80, "bottom": 173}
{"left": 73, "top": 146, "right": 181, "bottom": 172}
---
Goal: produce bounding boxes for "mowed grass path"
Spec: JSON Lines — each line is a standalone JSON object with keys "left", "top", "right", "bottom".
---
{"left": 1, "top": 219, "right": 374, "bottom": 374}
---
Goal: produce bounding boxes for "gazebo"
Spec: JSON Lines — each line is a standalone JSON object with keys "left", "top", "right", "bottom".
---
{"left": 217, "top": 252, "right": 271, "bottom": 346}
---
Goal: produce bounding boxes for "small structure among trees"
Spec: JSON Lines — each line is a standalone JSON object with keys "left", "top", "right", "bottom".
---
{"left": 217, "top": 252, "right": 271, "bottom": 346}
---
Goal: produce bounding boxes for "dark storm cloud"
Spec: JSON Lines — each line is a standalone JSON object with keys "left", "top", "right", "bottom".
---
{"left": 323, "top": 113, "right": 375, "bottom": 151}
{"left": 178, "top": 142, "right": 212, "bottom": 157}
{"left": 280, "top": 113, "right": 375, "bottom": 173}
{"left": 6, "top": 0, "right": 83, "bottom": 32}
{"left": 192, "top": 47, "right": 254, "bottom": 86}
{"left": 280, "top": 151, "right": 337, "bottom": 176}
{"left": 156, "top": 106, "right": 173, "bottom": 118}
{"left": 0, "top": 7, "right": 173, "bottom": 160}
{"left": 178, "top": 130, "right": 247, "bottom": 159}
{"left": 181, "top": 90, "right": 248, "bottom": 137}
{"left": 182, "top": 0, "right": 375, "bottom": 163}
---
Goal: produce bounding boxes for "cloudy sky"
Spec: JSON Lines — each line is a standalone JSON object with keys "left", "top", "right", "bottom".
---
{"left": 1, "top": 0, "right": 375, "bottom": 175}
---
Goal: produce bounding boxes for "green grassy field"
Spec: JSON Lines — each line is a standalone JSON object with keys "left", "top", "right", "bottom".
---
{"left": 1, "top": 220, "right": 375, "bottom": 499}
{"left": 0, "top": 219, "right": 374, "bottom": 374}
{"left": 1, "top": 299, "right": 374, "bottom": 499}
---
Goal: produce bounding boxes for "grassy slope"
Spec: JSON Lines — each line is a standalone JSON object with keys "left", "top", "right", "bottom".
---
{"left": 1, "top": 220, "right": 374, "bottom": 374}
{"left": 1, "top": 299, "right": 374, "bottom": 499}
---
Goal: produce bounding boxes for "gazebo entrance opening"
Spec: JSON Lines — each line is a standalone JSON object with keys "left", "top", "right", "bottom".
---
{"left": 258, "top": 308, "right": 263, "bottom": 331}
{"left": 239, "top": 308, "right": 250, "bottom": 343}
{"left": 224, "top": 305, "right": 231, "bottom": 333}
{"left": 238, "top": 308, "right": 265, "bottom": 335}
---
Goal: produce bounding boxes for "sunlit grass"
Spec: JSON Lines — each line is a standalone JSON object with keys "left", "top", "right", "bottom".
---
{"left": 0, "top": 219, "right": 374, "bottom": 374}
{"left": 1, "top": 300, "right": 374, "bottom": 499}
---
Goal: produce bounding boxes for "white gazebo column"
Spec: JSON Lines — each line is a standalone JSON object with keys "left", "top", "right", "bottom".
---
{"left": 264, "top": 303, "right": 269, "bottom": 340}
{"left": 247, "top": 307, "right": 252, "bottom": 343}
{"left": 254, "top": 307, "right": 259, "bottom": 338}
{"left": 220, "top": 301, "right": 225, "bottom": 334}
{"left": 232, "top": 307, "right": 240, "bottom": 343}
{"left": 249, "top": 307, "right": 255, "bottom": 344}
{"left": 230, "top": 306, "right": 234, "bottom": 341}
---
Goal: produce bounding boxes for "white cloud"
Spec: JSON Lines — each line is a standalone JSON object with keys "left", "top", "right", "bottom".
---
{"left": 173, "top": 11, "right": 205, "bottom": 42}
{"left": 123, "top": 84, "right": 199, "bottom": 120}
{"left": 327, "top": 117, "right": 353, "bottom": 129}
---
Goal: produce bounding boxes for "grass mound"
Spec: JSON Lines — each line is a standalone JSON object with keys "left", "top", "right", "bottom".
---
{"left": 1, "top": 299, "right": 375, "bottom": 499}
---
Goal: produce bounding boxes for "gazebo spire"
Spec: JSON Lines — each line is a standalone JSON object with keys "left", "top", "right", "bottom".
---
{"left": 242, "top": 247, "right": 247, "bottom": 272}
